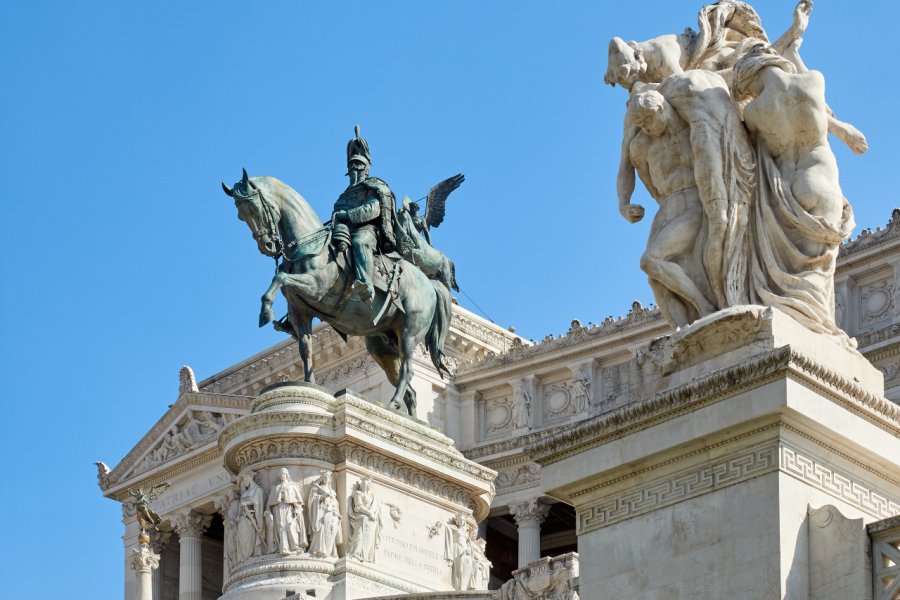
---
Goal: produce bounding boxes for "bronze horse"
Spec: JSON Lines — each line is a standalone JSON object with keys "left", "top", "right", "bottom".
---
{"left": 223, "top": 170, "right": 452, "bottom": 416}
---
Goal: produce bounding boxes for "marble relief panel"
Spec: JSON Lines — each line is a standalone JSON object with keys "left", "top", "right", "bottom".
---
{"left": 541, "top": 374, "right": 590, "bottom": 426}
{"left": 852, "top": 268, "right": 895, "bottom": 333}
{"left": 481, "top": 388, "right": 514, "bottom": 440}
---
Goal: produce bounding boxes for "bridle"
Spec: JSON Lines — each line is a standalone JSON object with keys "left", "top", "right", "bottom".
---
{"left": 234, "top": 179, "right": 332, "bottom": 270}
{"left": 233, "top": 179, "right": 284, "bottom": 270}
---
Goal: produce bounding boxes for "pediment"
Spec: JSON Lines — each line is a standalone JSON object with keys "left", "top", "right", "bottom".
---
{"left": 101, "top": 390, "right": 251, "bottom": 496}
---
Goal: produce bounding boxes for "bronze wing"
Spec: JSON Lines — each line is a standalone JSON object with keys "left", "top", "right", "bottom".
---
{"left": 424, "top": 173, "right": 465, "bottom": 230}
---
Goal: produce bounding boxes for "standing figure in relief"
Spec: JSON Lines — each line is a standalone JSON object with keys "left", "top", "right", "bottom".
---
{"left": 266, "top": 468, "right": 308, "bottom": 555}
{"left": 235, "top": 471, "right": 265, "bottom": 563}
{"left": 511, "top": 385, "right": 531, "bottom": 430}
{"left": 444, "top": 513, "right": 476, "bottom": 591}
{"left": 471, "top": 537, "right": 491, "bottom": 589}
{"left": 347, "top": 477, "right": 382, "bottom": 562}
{"left": 732, "top": 44, "right": 855, "bottom": 337}
{"left": 307, "top": 471, "right": 342, "bottom": 558}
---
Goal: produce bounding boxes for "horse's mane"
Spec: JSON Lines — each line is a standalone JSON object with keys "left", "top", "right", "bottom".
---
{"left": 251, "top": 176, "right": 322, "bottom": 229}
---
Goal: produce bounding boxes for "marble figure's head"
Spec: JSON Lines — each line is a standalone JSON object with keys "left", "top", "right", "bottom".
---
{"left": 605, "top": 37, "right": 647, "bottom": 90}
{"left": 628, "top": 90, "right": 668, "bottom": 137}
{"left": 731, "top": 44, "right": 797, "bottom": 102}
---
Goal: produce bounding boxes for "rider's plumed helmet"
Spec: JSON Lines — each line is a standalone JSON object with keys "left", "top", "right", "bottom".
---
{"left": 346, "top": 124, "right": 372, "bottom": 174}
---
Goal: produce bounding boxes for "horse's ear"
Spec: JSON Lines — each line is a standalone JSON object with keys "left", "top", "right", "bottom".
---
{"left": 222, "top": 182, "right": 234, "bottom": 197}
{"left": 241, "top": 168, "right": 250, "bottom": 184}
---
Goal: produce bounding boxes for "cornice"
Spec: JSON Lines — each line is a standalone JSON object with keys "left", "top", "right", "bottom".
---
{"left": 838, "top": 208, "right": 900, "bottom": 262}
{"left": 220, "top": 385, "right": 496, "bottom": 487}
{"left": 455, "top": 304, "right": 668, "bottom": 385}
{"left": 530, "top": 346, "right": 900, "bottom": 466}
{"left": 107, "top": 447, "right": 223, "bottom": 502}
{"left": 102, "top": 392, "right": 251, "bottom": 492}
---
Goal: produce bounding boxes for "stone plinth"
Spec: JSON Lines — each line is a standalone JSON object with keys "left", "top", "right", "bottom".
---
{"left": 217, "top": 383, "right": 496, "bottom": 600}
{"left": 532, "top": 307, "right": 900, "bottom": 599}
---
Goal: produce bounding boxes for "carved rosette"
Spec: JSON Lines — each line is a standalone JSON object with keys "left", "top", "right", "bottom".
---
{"left": 130, "top": 543, "right": 161, "bottom": 574}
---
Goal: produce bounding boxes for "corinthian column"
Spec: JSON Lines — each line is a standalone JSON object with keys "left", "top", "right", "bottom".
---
{"left": 510, "top": 498, "right": 550, "bottom": 567}
{"left": 130, "top": 538, "right": 161, "bottom": 600}
{"left": 172, "top": 510, "right": 212, "bottom": 600}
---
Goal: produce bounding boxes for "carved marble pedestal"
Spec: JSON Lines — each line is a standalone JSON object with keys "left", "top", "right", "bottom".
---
{"left": 217, "top": 383, "right": 496, "bottom": 600}
{"left": 534, "top": 306, "right": 900, "bottom": 599}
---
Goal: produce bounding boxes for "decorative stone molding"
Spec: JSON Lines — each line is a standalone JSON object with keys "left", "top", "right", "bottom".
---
{"left": 510, "top": 499, "right": 550, "bottom": 527}
{"left": 493, "top": 553, "right": 579, "bottom": 600}
{"left": 344, "top": 447, "right": 472, "bottom": 507}
{"left": 457, "top": 302, "right": 662, "bottom": 377}
{"left": 531, "top": 345, "right": 900, "bottom": 467}
{"left": 495, "top": 463, "right": 540, "bottom": 491}
{"left": 130, "top": 543, "right": 161, "bottom": 573}
{"left": 234, "top": 437, "right": 339, "bottom": 469}
{"left": 575, "top": 439, "right": 900, "bottom": 536}
{"left": 171, "top": 510, "right": 212, "bottom": 539}
{"left": 840, "top": 208, "right": 900, "bottom": 258}
{"left": 868, "top": 514, "right": 900, "bottom": 600}
{"left": 318, "top": 353, "right": 378, "bottom": 389}
{"left": 578, "top": 443, "right": 779, "bottom": 534}
{"left": 104, "top": 392, "right": 251, "bottom": 493}
{"left": 780, "top": 445, "right": 900, "bottom": 519}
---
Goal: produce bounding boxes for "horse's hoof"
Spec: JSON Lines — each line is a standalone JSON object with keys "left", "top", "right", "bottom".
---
{"left": 387, "top": 400, "right": 402, "bottom": 412}
{"left": 259, "top": 308, "right": 274, "bottom": 327}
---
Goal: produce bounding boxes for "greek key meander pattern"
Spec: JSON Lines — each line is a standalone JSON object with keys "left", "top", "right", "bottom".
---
{"left": 578, "top": 444, "right": 900, "bottom": 534}
{"left": 779, "top": 446, "right": 900, "bottom": 519}
{"left": 578, "top": 445, "right": 778, "bottom": 534}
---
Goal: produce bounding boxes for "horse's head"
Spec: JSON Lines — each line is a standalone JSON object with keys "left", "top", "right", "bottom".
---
{"left": 604, "top": 37, "right": 647, "bottom": 90}
{"left": 222, "top": 169, "right": 282, "bottom": 257}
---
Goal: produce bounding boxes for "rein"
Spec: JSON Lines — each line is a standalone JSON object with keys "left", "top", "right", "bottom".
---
{"left": 239, "top": 179, "right": 330, "bottom": 270}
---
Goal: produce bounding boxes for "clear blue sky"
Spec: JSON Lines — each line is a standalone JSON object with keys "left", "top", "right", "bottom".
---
{"left": 1, "top": 1, "right": 896, "bottom": 595}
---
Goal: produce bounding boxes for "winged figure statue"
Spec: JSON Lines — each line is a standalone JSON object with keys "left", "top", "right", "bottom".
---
{"left": 127, "top": 483, "right": 171, "bottom": 534}
{"left": 397, "top": 174, "right": 464, "bottom": 291}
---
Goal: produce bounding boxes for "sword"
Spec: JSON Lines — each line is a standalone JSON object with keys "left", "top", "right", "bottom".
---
{"left": 373, "top": 261, "right": 403, "bottom": 325}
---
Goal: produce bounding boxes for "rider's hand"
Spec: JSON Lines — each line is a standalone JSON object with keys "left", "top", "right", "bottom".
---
{"left": 620, "top": 203, "right": 645, "bottom": 223}
{"left": 333, "top": 210, "right": 348, "bottom": 224}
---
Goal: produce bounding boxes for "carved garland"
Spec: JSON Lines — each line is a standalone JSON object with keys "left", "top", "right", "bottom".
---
{"left": 233, "top": 437, "right": 341, "bottom": 470}
{"left": 343, "top": 447, "right": 472, "bottom": 507}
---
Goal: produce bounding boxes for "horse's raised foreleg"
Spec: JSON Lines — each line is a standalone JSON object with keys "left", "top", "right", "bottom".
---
{"left": 288, "top": 304, "right": 315, "bottom": 383}
{"left": 260, "top": 271, "right": 321, "bottom": 327}
{"left": 260, "top": 273, "right": 285, "bottom": 327}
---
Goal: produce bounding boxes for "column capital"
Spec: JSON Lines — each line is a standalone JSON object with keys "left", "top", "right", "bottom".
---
{"left": 149, "top": 531, "right": 172, "bottom": 554}
{"left": 510, "top": 498, "right": 550, "bottom": 527}
{"left": 171, "top": 510, "right": 212, "bottom": 539}
{"left": 130, "top": 542, "right": 161, "bottom": 574}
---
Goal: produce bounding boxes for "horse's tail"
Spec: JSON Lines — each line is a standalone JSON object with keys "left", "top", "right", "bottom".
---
{"left": 427, "top": 281, "right": 453, "bottom": 379}
{"left": 449, "top": 260, "right": 459, "bottom": 292}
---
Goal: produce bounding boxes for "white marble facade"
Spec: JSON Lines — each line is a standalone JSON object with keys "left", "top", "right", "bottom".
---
{"left": 100, "top": 213, "right": 900, "bottom": 599}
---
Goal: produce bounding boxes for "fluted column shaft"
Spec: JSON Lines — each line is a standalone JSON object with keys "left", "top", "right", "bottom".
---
{"left": 510, "top": 498, "right": 550, "bottom": 568}
{"left": 149, "top": 531, "right": 171, "bottom": 600}
{"left": 173, "top": 511, "right": 211, "bottom": 600}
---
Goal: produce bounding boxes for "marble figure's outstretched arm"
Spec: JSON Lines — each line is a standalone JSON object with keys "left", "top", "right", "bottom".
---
{"left": 617, "top": 117, "right": 645, "bottom": 224}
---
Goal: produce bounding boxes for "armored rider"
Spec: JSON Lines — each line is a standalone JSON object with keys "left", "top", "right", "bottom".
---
{"left": 331, "top": 126, "right": 407, "bottom": 302}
